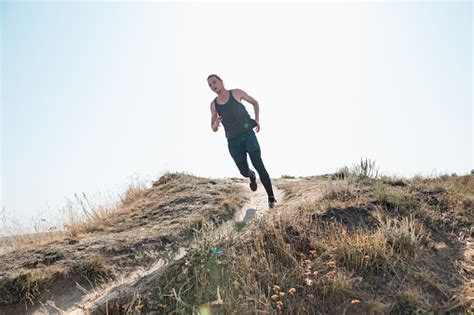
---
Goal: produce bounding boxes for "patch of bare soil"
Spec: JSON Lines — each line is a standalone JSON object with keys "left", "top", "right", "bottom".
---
{"left": 233, "top": 179, "right": 285, "bottom": 222}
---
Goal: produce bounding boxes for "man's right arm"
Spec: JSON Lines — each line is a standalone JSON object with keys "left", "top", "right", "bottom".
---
{"left": 210, "top": 101, "right": 220, "bottom": 132}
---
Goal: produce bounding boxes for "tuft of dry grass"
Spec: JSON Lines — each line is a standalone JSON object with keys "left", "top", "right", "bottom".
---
{"left": 321, "top": 178, "right": 357, "bottom": 201}
{"left": 411, "top": 174, "right": 474, "bottom": 200}
{"left": 0, "top": 232, "right": 65, "bottom": 256}
{"left": 0, "top": 178, "right": 151, "bottom": 254}
{"left": 0, "top": 252, "right": 111, "bottom": 308}
{"left": 377, "top": 214, "right": 429, "bottom": 256}
{"left": 336, "top": 157, "right": 379, "bottom": 180}
{"left": 64, "top": 178, "right": 149, "bottom": 237}
{"left": 71, "top": 253, "right": 111, "bottom": 283}
{"left": 0, "top": 268, "right": 61, "bottom": 306}
{"left": 373, "top": 183, "right": 418, "bottom": 215}
{"left": 333, "top": 228, "right": 392, "bottom": 274}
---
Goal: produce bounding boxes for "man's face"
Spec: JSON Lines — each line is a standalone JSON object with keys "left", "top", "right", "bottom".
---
{"left": 208, "top": 77, "right": 223, "bottom": 94}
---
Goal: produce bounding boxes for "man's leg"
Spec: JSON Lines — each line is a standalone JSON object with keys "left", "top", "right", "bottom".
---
{"left": 236, "top": 160, "right": 251, "bottom": 178}
{"left": 249, "top": 149, "right": 275, "bottom": 203}
{"left": 231, "top": 150, "right": 258, "bottom": 192}
{"left": 244, "top": 130, "right": 274, "bottom": 202}
{"left": 228, "top": 138, "right": 252, "bottom": 178}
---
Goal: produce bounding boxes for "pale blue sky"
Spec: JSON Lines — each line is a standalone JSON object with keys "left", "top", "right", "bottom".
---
{"left": 1, "top": 2, "right": 472, "bottom": 232}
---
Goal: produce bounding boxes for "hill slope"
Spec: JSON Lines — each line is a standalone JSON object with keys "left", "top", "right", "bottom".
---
{"left": 0, "top": 173, "right": 472, "bottom": 314}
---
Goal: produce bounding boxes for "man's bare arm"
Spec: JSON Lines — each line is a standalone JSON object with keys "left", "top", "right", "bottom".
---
{"left": 234, "top": 88, "right": 260, "bottom": 132}
{"left": 210, "top": 101, "right": 220, "bottom": 132}
{"left": 235, "top": 89, "right": 260, "bottom": 122}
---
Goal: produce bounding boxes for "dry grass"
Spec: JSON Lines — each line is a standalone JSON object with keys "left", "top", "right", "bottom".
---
{"left": 0, "top": 178, "right": 150, "bottom": 254}
{"left": 321, "top": 178, "right": 358, "bottom": 201}
{"left": 63, "top": 178, "right": 149, "bottom": 236}
{"left": 0, "top": 232, "right": 65, "bottom": 256}
{"left": 0, "top": 266, "right": 67, "bottom": 306}
{"left": 110, "top": 174, "right": 473, "bottom": 314}
{"left": 0, "top": 173, "right": 246, "bottom": 311}
{"left": 336, "top": 157, "right": 379, "bottom": 180}
{"left": 411, "top": 174, "right": 474, "bottom": 199}
{"left": 377, "top": 214, "right": 429, "bottom": 256}
{"left": 2, "top": 171, "right": 472, "bottom": 314}
{"left": 71, "top": 253, "right": 111, "bottom": 283}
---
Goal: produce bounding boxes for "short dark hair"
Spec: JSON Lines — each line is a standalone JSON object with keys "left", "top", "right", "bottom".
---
{"left": 207, "top": 74, "right": 222, "bottom": 81}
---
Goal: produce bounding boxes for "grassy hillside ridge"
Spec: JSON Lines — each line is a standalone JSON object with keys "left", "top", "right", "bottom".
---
{"left": 0, "top": 173, "right": 246, "bottom": 313}
{"left": 100, "top": 173, "right": 472, "bottom": 314}
{"left": 0, "top": 170, "right": 472, "bottom": 314}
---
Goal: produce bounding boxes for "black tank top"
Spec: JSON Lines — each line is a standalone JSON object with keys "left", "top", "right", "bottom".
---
{"left": 214, "top": 90, "right": 256, "bottom": 140}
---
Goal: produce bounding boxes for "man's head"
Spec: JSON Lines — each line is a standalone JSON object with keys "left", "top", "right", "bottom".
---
{"left": 207, "top": 74, "right": 224, "bottom": 94}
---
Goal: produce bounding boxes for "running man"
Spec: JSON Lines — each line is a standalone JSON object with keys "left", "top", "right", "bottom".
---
{"left": 207, "top": 74, "right": 277, "bottom": 208}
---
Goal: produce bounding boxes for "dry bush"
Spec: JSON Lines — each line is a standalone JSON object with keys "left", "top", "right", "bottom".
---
{"left": 336, "top": 158, "right": 379, "bottom": 180}
{"left": 352, "top": 157, "right": 379, "bottom": 179}
{"left": 335, "top": 166, "right": 351, "bottom": 180}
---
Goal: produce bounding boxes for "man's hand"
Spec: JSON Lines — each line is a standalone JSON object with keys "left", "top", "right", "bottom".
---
{"left": 255, "top": 120, "right": 260, "bottom": 132}
{"left": 212, "top": 116, "right": 222, "bottom": 131}
{"left": 210, "top": 101, "right": 221, "bottom": 132}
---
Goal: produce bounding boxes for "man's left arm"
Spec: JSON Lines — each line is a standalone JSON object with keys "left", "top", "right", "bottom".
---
{"left": 235, "top": 89, "right": 260, "bottom": 131}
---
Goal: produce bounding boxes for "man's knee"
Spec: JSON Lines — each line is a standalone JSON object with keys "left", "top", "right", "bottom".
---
{"left": 240, "top": 170, "right": 250, "bottom": 177}
{"left": 236, "top": 162, "right": 250, "bottom": 177}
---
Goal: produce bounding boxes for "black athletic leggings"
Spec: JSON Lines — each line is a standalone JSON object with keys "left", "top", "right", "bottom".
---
{"left": 227, "top": 130, "right": 274, "bottom": 200}
{"left": 236, "top": 150, "right": 274, "bottom": 200}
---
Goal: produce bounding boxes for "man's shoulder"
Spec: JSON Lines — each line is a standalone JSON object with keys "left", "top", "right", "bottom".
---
{"left": 231, "top": 88, "right": 246, "bottom": 99}
{"left": 232, "top": 88, "right": 244, "bottom": 94}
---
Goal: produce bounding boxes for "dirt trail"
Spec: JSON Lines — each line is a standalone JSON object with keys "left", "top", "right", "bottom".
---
{"left": 64, "top": 247, "right": 188, "bottom": 315}
{"left": 464, "top": 237, "right": 474, "bottom": 305}
{"left": 233, "top": 180, "right": 285, "bottom": 222}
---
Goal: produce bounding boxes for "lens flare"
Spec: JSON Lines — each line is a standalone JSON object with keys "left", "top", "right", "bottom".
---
{"left": 199, "top": 305, "right": 211, "bottom": 315}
